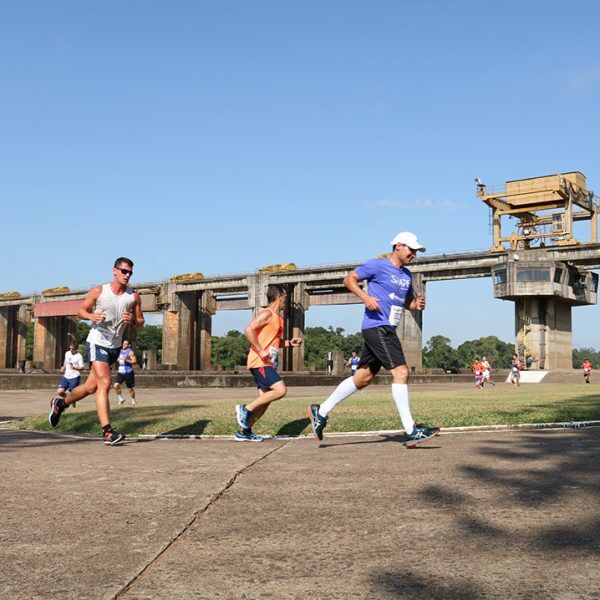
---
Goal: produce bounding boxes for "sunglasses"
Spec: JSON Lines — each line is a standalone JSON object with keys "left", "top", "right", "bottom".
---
{"left": 118, "top": 268, "right": 133, "bottom": 276}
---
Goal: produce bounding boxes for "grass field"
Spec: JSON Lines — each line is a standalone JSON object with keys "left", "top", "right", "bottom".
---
{"left": 21, "top": 384, "right": 600, "bottom": 437}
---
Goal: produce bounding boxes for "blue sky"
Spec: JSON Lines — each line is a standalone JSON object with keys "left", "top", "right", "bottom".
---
{"left": 2, "top": 1, "right": 600, "bottom": 347}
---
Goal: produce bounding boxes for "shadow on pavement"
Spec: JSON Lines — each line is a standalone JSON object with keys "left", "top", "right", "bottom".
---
{"left": 162, "top": 420, "right": 211, "bottom": 436}
{"left": 319, "top": 433, "right": 442, "bottom": 450}
{"left": 369, "top": 428, "right": 600, "bottom": 597}
{"left": 371, "top": 570, "right": 486, "bottom": 599}
{"left": 0, "top": 429, "right": 97, "bottom": 452}
{"left": 276, "top": 417, "right": 310, "bottom": 437}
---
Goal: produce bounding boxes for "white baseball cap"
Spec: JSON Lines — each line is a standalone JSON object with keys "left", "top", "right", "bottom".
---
{"left": 390, "top": 231, "right": 426, "bottom": 252}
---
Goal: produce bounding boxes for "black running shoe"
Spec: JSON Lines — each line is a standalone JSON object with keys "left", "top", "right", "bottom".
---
{"left": 103, "top": 429, "right": 126, "bottom": 446}
{"left": 307, "top": 404, "right": 328, "bottom": 441}
{"left": 48, "top": 397, "right": 66, "bottom": 427}
{"left": 403, "top": 425, "right": 440, "bottom": 448}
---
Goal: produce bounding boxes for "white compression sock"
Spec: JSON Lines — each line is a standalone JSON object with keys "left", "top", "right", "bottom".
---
{"left": 392, "top": 383, "right": 415, "bottom": 434}
{"left": 319, "top": 377, "right": 359, "bottom": 417}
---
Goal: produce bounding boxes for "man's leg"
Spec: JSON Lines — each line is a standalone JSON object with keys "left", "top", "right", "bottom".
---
{"left": 389, "top": 365, "right": 440, "bottom": 447}
{"left": 56, "top": 387, "right": 67, "bottom": 399}
{"left": 114, "top": 381, "right": 125, "bottom": 404}
{"left": 91, "top": 361, "right": 113, "bottom": 428}
{"left": 318, "top": 367, "right": 372, "bottom": 418}
{"left": 246, "top": 381, "right": 286, "bottom": 428}
{"left": 389, "top": 364, "right": 416, "bottom": 435}
{"left": 49, "top": 371, "right": 96, "bottom": 427}
{"left": 129, "top": 386, "right": 136, "bottom": 403}
{"left": 64, "top": 371, "right": 98, "bottom": 406}
{"left": 307, "top": 367, "right": 373, "bottom": 441}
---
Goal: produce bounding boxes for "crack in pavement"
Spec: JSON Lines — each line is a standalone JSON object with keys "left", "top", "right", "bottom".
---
{"left": 112, "top": 439, "right": 291, "bottom": 599}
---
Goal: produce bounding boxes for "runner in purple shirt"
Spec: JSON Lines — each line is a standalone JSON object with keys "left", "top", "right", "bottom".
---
{"left": 307, "top": 231, "right": 440, "bottom": 447}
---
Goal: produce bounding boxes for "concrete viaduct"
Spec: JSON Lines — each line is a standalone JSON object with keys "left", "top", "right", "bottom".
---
{"left": 1, "top": 244, "right": 599, "bottom": 373}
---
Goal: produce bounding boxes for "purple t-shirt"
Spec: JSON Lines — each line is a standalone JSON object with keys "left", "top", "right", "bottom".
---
{"left": 118, "top": 347, "right": 134, "bottom": 374}
{"left": 355, "top": 258, "right": 413, "bottom": 331}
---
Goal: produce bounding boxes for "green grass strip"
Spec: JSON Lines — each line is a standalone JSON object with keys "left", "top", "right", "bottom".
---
{"left": 20, "top": 384, "right": 600, "bottom": 438}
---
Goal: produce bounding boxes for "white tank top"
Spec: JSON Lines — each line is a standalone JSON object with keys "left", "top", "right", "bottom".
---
{"left": 86, "top": 284, "right": 135, "bottom": 348}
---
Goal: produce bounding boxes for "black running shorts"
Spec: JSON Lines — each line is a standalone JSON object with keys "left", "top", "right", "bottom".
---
{"left": 358, "top": 325, "right": 407, "bottom": 375}
{"left": 115, "top": 371, "right": 135, "bottom": 388}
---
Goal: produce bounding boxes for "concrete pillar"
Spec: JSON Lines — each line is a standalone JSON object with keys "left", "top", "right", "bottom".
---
{"left": 283, "top": 283, "right": 306, "bottom": 371}
{"left": 162, "top": 291, "right": 197, "bottom": 370}
{"left": 33, "top": 316, "right": 77, "bottom": 370}
{"left": 33, "top": 317, "right": 59, "bottom": 369}
{"left": 146, "top": 349, "right": 157, "bottom": 370}
{"left": 514, "top": 298, "right": 572, "bottom": 370}
{"left": 162, "top": 309, "right": 180, "bottom": 368}
{"left": 198, "top": 290, "right": 215, "bottom": 371}
{"left": 16, "top": 305, "right": 30, "bottom": 365}
{"left": 0, "top": 307, "right": 11, "bottom": 368}
{"left": 396, "top": 276, "right": 424, "bottom": 372}
{"left": 247, "top": 273, "right": 269, "bottom": 317}
{"left": 0, "top": 306, "right": 29, "bottom": 369}
{"left": 331, "top": 350, "right": 345, "bottom": 376}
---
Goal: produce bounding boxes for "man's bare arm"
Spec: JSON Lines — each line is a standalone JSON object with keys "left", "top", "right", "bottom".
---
{"left": 344, "top": 271, "right": 381, "bottom": 311}
{"left": 122, "top": 292, "right": 145, "bottom": 329}
{"left": 406, "top": 292, "right": 426, "bottom": 311}
{"left": 244, "top": 310, "right": 273, "bottom": 361}
{"left": 78, "top": 287, "right": 104, "bottom": 323}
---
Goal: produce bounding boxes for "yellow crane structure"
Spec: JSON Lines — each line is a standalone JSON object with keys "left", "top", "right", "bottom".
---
{"left": 476, "top": 172, "right": 598, "bottom": 252}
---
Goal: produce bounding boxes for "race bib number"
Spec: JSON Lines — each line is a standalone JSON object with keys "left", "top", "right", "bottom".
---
{"left": 389, "top": 305, "right": 404, "bottom": 326}
{"left": 268, "top": 347, "right": 279, "bottom": 363}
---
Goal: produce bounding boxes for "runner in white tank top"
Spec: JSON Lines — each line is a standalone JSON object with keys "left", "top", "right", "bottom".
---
{"left": 87, "top": 283, "right": 136, "bottom": 349}
{"left": 48, "top": 257, "right": 145, "bottom": 446}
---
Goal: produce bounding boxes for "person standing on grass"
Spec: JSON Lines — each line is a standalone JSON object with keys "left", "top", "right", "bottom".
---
{"left": 510, "top": 353, "right": 521, "bottom": 386}
{"left": 48, "top": 257, "right": 145, "bottom": 445}
{"left": 235, "top": 284, "right": 302, "bottom": 442}
{"left": 582, "top": 358, "right": 592, "bottom": 384}
{"left": 306, "top": 231, "right": 440, "bottom": 447}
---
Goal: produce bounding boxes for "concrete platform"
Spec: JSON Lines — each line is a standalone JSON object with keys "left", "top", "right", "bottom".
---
{"left": 0, "top": 371, "right": 485, "bottom": 391}
{"left": 1, "top": 424, "right": 599, "bottom": 598}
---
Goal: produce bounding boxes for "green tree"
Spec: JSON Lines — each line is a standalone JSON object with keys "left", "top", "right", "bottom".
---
{"left": 304, "top": 326, "right": 345, "bottom": 370}
{"left": 423, "top": 335, "right": 459, "bottom": 371}
{"left": 26, "top": 321, "right": 34, "bottom": 360}
{"left": 76, "top": 321, "right": 91, "bottom": 356}
{"left": 211, "top": 330, "right": 249, "bottom": 369}
{"left": 136, "top": 325, "right": 163, "bottom": 362}
{"left": 456, "top": 336, "right": 514, "bottom": 369}
{"left": 572, "top": 347, "right": 600, "bottom": 369}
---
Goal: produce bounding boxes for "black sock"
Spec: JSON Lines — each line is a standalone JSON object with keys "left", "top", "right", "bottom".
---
{"left": 58, "top": 398, "right": 67, "bottom": 410}
{"left": 102, "top": 424, "right": 112, "bottom": 435}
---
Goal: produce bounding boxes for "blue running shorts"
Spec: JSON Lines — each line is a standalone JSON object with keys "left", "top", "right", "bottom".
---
{"left": 250, "top": 366, "right": 283, "bottom": 391}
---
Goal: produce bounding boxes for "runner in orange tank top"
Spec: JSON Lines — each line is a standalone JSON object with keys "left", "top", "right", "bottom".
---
{"left": 235, "top": 284, "right": 303, "bottom": 441}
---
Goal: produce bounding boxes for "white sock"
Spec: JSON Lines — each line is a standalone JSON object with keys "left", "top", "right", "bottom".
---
{"left": 117, "top": 395, "right": 124, "bottom": 401}
{"left": 319, "top": 377, "right": 359, "bottom": 417}
{"left": 392, "top": 383, "right": 415, "bottom": 434}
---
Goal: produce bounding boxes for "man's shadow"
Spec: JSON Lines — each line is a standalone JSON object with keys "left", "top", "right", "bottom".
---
{"left": 318, "top": 433, "right": 441, "bottom": 449}
{"left": 275, "top": 418, "right": 311, "bottom": 437}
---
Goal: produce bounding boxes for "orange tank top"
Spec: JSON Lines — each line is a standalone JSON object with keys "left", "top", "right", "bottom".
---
{"left": 247, "top": 308, "right": 284, "bottom": 369}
